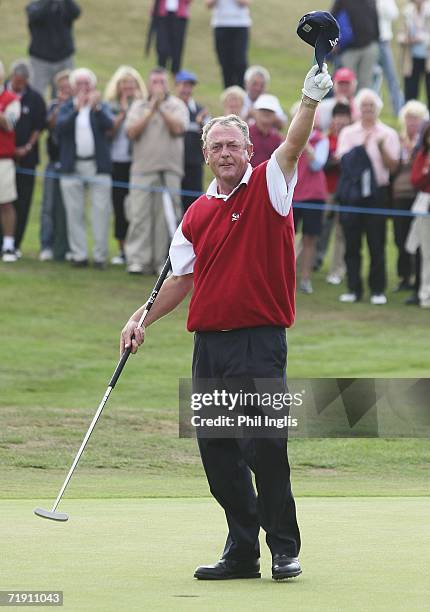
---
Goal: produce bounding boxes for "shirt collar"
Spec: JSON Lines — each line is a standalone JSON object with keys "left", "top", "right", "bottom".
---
{"left": 206, "top": 163, "right": 253, "bottom": 201}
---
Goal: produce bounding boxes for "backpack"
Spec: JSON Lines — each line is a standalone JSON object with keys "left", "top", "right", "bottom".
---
{"left": 336, "top": 145, "right": 378, "bottom": 207}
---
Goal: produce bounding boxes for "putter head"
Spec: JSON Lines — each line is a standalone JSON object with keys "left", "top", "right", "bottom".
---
{"left": 34, "top": 507, "right": 69, "bottom": 522}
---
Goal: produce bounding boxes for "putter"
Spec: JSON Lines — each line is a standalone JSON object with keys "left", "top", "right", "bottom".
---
{"left": 34, "top": 257, "right": 172, "bottom": 522}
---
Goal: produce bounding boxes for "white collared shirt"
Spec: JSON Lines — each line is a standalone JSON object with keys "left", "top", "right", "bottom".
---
{"left": 170, "top": 153, "right": 297, "bottom": 275}
{"left": 75, "top": 104, "right": 95, "bottom": 158}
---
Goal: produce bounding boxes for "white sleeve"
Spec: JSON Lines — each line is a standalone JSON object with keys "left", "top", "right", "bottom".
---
{"left": 266, "top": 152, "right": 298, "bottom": 217}
{"left": 5, "top": 99, "right": 21, "bottom": 129}
{"left": 169, "top": 221, "right": 196, "bottom": 275}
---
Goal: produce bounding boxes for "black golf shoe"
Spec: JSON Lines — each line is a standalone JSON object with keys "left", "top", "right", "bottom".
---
{"left": 271, "top": 554, "right": 302, "bottom": 580}
{"left": 194, "top": 558, "right": 260, "bottom": 580}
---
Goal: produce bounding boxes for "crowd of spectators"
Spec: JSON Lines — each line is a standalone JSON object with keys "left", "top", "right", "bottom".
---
{"left": 1, "top": 0, "right": 430, "bottom": 309}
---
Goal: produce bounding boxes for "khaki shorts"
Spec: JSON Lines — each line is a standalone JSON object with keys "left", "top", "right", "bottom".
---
{"left": 0, "top": 158, "right": 17, "bottom": 204}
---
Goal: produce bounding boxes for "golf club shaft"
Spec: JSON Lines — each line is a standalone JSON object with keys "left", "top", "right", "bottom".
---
{"left": 51, "top": 257, "right": 172, "bottom": 512}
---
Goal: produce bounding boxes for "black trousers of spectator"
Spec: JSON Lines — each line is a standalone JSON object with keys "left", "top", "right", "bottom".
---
{"left": 111, "top": 162, "right": 131, "bottom": 242}
{"left": 181, "top": 163, "right": 203, "bottom": 213}
{"left": 155, "top": 13, "right": 187, "bottom": 74}
{"left": 341, "top": 190, "right": 388, "bottom": 298}
{"left": 14, "top": 169, "right": 36, "bottom": 250}
{"left": 393, "top": 197, "right": 415, "bottom": 282}
{"left": 214, "top": 27, "right": 249, "bottom": 88}
{"left": 193, "top": 326, "right": 301, "bottom": 561}
{"left": 404, "top": 57, "right": 430, "bottom": 108}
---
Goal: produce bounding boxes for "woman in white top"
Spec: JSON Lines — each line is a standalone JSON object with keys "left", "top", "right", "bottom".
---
{"left": 398, "top": 0, "right": 430, "bottom": 107}
{"left": 205, "top": 0, "right": 251, "bottom": 88}
{"left": 104, "top": 66, "right": 147, "bottom": 264}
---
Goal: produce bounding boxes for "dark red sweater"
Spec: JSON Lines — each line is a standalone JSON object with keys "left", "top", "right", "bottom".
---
{"left": 182, "top": 161, "right": 296, "bottom": 331}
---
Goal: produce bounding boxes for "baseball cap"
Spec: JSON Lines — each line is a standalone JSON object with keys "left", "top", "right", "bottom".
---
{"left": 296, "top": 11, "right": 340, "bottom": 71}
{"left": 333, "top": 67, "right": 356, "bottom": 83}
{"left": 254, "top": 94, "right": 282, "bottom": 114}
{"left": 175, "top": 70, "right": 198, "bottom": 84}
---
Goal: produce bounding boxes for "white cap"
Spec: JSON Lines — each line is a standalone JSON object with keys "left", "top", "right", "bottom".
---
{"left": 254, "top": 93, "right": 282, "bottom": 114}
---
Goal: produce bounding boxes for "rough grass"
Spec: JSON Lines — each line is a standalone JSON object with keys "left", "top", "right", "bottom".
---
{"left": 1, "top": 0, "right": 429, "bottom": 500}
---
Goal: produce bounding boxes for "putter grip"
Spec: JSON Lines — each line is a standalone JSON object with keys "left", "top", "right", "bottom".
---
{"left": 109, "top": 347, "right": 132, "bottom": 388}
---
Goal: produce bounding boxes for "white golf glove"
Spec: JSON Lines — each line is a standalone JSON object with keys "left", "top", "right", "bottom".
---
{"left": 302, "top": 64, "right": 333, "bottom": 102}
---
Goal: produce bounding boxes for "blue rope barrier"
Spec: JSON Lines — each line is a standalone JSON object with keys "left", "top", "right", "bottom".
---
{"left": 15, "top": 166, "right": 430, "bottom": 218}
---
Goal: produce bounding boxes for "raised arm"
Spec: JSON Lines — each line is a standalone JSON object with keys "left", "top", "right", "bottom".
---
{"left": 275, "top": 64, "right": 333, "bottom": 182}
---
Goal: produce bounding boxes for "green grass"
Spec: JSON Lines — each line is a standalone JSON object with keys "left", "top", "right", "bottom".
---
{"left": 2, "top": 497, "right": 429, "bottom": 611}
{"left": 1, "top": 3, "right": 429, "bottom": 610}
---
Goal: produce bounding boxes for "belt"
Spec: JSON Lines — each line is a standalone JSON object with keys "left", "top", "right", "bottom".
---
{"left": 76, "top": 156, "right": 95, "bottom": 161}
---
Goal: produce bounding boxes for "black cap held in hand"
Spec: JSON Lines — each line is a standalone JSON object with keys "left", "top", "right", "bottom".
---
{"left": 297, "top": 11, "right": 340, "bottom": 71}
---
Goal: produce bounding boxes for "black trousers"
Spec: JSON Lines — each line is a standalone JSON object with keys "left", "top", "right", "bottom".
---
{"left": 14, "top": 170, "right": 36, "bottom": 250}
{"left": 181, "top": 163, "right": 203, "bottom": 213}
{"left": 214, "top": 27, "right": 249, "bottom": 88}
{"left": 341, "top": 194, "right": 387, "bottom": 297}
{"left": 111, "top": 162, "right": 131, "bottom": 242}
{"left": 193, "top": 326, "right": 301, "bottom": 561}
{"left": 155, "top": 14, "right": 187, "bottom": 74}
{"left": 404, "top": 57, "right": 430, "bottom": 108}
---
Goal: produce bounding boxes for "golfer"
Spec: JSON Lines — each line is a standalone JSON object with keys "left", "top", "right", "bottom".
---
{"left": 121, "top": 64, "right": 333, "bottom": 581}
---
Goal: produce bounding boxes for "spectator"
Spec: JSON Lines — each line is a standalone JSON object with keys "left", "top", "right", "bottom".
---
{"left": 149, "top": 0, "right": 192, "bottom": 75}
{"left": 376, "top": 0, "right": 404, "bottom": 116}
{"left": 104, "top": 65, "right": 147, "bottom": 266}
{"left": 220, "top": 85, "right": 247, "bottom": 118}
{"left": 248, "top": 94, "right": 283, "bottom": 167}
{"left": 174, "top": 69, "right": 209, "bottom": 212}
{"left": 8, "top": 60, "right": 46, "bottom": 255}
{"left": 317, "top": 102, "right": 353, "bottom": 285}
{"left": 293, "top": 111, "right": 330, "bottom": 294}
{"left": 398, "top": 0, "right": 430, "bottom": 108}
{"left": 408, "top": 121, "right": 430, "bottom": 308}
{"left": 0, "top": 60, "right": 21, "bottom": 263}
{"left": 26, "top": 0, "right": 81, "bottom": 98}
{"left": 392, "top": 100, "right": 428, "bottom": 293}
{"left": 39, "top": 69, "right": 72, "bottom": 262}
{"left": 57, "top": 68, "right": 114, "bottom": 268}
{"left": 205, "top": 0, "right": 251, "bottom": 88}
{"left": 242, "top": 65, "right": 287, "bottom": 129}
{"left": 317, "top": 67, "right": 358, "bottom": 132}
{"left": 331, "top": 0, "right": 380, "bottom": 91}
{"left": 125, "top": 67, "right": 188, "bottom": 275}
{"left": 336, "top": 89, "right": 400, "bottom": 304}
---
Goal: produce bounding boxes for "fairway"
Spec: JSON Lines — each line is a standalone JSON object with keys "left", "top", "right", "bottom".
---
{"left": 1, "top": 497, "right": 429, "bottom": 611}
{"left": 1, "top": 1, "right": 430, "bottom": 610}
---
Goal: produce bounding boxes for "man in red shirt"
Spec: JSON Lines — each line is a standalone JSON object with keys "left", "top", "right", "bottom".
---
{"left": 0, "top": 60, "right": 21, "bottom": 262}
{"left": 120, "top": 65, "right": 333, "bottom": 581}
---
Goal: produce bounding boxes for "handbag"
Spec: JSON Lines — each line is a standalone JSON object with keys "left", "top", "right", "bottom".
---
{"left": 392, "top": 161, "right": 416, "bottom": 202}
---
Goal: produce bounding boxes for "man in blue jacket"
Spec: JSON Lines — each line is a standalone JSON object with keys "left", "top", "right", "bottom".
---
{"left": 26, "top": 0, "right": 81, "bottom": 97}
{"left": 57, "top": 67, "right": 114, "bottom": 268}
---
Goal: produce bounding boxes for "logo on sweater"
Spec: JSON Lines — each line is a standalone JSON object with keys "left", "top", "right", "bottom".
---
{"left": 231, "top": 212, "right": 241, "bottom": 222}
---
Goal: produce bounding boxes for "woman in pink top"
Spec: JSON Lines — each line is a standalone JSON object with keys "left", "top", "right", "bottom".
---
{"left": 293, "top": 126, "right": 329, "bottom": 294}
{"left": 151, "top": 0, "right": 193, "bottom": 75}
{"left": 336, "top": 88, "right": 400, "bottom": 305}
